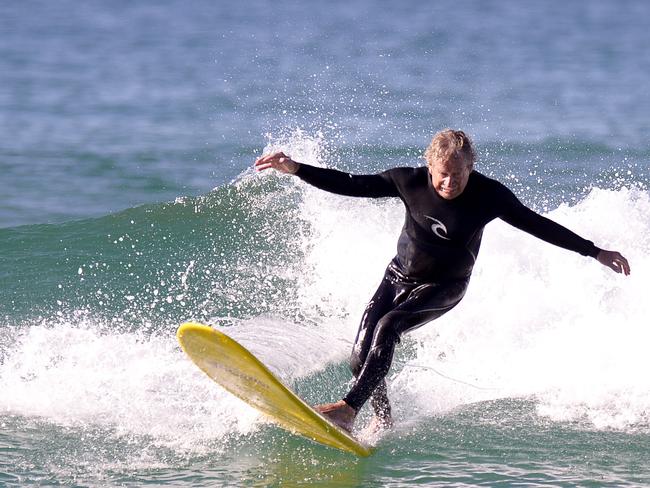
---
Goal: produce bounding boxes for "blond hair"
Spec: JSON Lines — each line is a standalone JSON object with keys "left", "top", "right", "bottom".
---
{"left": 424, "top": 129, "right": 476, "bottom": 167}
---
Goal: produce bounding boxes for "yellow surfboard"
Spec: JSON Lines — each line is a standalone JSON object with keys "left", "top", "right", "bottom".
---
{"left": 176, "top": 322, "right": 373, "bottom": 457}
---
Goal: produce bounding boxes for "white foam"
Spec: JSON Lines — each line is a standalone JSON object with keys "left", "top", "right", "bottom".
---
{"left": 0, "top": 322, "right": 261, "bottom": 451}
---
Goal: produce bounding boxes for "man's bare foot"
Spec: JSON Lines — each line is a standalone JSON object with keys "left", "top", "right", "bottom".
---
{"left": 314, "top": 400, "right": 357, "bottom": 432}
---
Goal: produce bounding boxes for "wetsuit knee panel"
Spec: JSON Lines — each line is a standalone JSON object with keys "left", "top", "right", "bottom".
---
{"left": 374, "top": 312, "right": 408, "bottom": 345}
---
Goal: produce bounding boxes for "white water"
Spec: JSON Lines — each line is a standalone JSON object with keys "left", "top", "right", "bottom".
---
{"left": 0, "top": 323, "right": 263, "bottom": 452}
{"left": 0, "top": 315, "right": 353, "bottom": 454}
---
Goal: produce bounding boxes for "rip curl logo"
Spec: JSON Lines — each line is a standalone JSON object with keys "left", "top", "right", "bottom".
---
{"left": 424, "top": 215, "right": 451, "bottom": 240}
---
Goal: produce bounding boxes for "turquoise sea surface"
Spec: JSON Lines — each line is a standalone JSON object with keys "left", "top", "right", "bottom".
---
{"left": 1, "top": 1, "right": 649, "bottom": 486}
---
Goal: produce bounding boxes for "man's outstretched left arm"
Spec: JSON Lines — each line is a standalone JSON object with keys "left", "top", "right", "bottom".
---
{"left": 499, "top": 189, "right": 630, "bottom": 276}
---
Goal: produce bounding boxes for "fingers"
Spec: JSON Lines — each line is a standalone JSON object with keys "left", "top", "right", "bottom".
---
{"left": 597, "top": 250, "right": 631, "bottom": 276}
{"left": 254, "top": 162, "right": 272, "bottom": 171}
{"left": 615, "top": 253, "right": 631, "bottom": 276}
{"left": 609, "top": 252, "right": 630, "bottom": 276}
{"left": 254, "top": 151, "right": 299, "bottom": 174}
{"left": 255, "top": 151, "right": 287, "bottom": 167}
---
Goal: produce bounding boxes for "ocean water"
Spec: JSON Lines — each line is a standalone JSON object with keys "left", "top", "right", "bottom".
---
{"left": 1, "top": 0, "right": 649, "bottom": 486}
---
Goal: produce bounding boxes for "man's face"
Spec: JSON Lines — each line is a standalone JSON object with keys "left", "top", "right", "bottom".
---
{"left": 428, "top": 155, "right": 473, "bottom": 200}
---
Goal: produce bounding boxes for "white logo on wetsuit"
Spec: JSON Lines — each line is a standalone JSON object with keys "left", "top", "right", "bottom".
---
{"left": 424, "top": 215, "right": 451, "bottom": 240}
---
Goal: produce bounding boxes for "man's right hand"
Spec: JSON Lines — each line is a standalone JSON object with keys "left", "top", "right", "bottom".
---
{"left": 254, "top": 151, "right": 300, "bottom": 174}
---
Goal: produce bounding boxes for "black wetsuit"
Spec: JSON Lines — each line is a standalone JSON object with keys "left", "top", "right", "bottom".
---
{"left": 296, "top": 163, "right": 600, "bottom": 413}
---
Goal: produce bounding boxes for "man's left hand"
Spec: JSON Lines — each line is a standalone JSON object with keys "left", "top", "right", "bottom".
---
{"left": 596, "top": 250, "right": 631, "bottom": 276}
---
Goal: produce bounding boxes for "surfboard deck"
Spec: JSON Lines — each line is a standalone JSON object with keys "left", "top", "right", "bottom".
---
{"left": 176, "top": 322, "right": 373, "bottom": 457}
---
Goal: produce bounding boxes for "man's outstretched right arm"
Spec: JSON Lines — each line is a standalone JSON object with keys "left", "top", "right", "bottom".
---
{"left": 255, "top": 151, "right": 399, "bottom": 199}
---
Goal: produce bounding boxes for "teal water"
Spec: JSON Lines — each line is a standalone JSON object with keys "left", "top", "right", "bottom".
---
{"left": 2, "top": 0, "right": 650, "bottom": 486}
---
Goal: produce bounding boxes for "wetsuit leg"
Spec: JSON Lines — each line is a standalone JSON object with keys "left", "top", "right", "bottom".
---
{"left": 349, "top": 273, "right": 411, "bottom": 419}
{"left": 343, "top": 277, "right": 469, "bottom": 412}
{"left": 349, "top": 275, "right": 408, "bottom": 376}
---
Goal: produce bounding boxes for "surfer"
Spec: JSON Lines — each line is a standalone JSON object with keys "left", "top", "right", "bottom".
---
{"left": 254, "top": 129, "right": 631, "bottom": 433}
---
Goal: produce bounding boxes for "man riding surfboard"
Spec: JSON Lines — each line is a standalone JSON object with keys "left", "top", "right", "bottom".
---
{"left": 255, "top": 129, "right": 631, "bottom": 432}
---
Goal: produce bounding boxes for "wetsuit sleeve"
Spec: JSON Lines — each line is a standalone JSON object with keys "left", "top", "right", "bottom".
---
{"left": 496, "top": 184, "right": 600, "bottom": 258}
{"left": 294, "top": 163, "right": 400, "bottom": 198}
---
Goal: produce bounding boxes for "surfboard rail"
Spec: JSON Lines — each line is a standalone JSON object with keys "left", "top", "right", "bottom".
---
{"left": 176, "top": 322, "right": 373, "bottom": 456}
